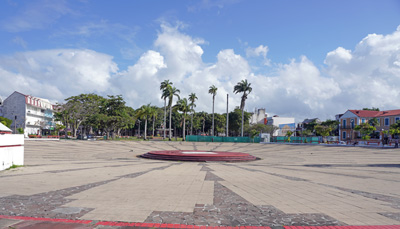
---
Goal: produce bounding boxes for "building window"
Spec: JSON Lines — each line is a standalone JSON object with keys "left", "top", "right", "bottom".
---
{"left": 396, "top": 117, "right": 400, "bottom": 123}
{"left": 342, "top": 131, "right": 346, "bottom": 139}
{"left": 385, "top": 118, "right": 389, "bottom": 126}
{"left": 351, "top": 119, "right": 355, "bottom": 128}
{"left": 343, "top": 120, "right": 347, "bottom": 127}
{"left": 362, "top": 118, "right": 365, "bottom": 124}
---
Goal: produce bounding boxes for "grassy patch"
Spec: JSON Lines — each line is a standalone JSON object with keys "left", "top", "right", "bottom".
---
{"left": 6, "top": 164, "right": 24, "bottom": 170}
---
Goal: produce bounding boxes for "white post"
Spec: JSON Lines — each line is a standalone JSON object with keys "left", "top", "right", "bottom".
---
{"left": 226, "top": 94, "right": 229, "bottom": 137}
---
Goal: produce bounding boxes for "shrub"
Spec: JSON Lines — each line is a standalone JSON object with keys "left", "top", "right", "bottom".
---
{"left": 17, "top": 128, "right": 24, "bottom": 134}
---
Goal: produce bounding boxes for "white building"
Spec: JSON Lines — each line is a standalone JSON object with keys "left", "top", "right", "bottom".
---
{"left": 250, "top": 108, "right": 268, "bottom": 125}
{"left": 266, "top": 115, "right": 296, "bottom": 136}
{"left": 1, "top": 91, "right": 56, "bottom": 137}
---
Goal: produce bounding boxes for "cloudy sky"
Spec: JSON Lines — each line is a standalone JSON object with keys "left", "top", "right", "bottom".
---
{"left": 1, "top": 0, "right": 400, "bottom": 122}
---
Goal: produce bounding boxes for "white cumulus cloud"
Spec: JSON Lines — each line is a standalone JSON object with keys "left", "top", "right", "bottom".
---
{"left": 246, "top": 45, "right": 270, "bottom": 66}
{"left": 324, "top": 26, "right": 400, "bottom": 113}
{"left": 0, "top": 49, "right": 118, "bottom": 101}
{"left": 2, "top": 23, "right": 400, "bottom": 122}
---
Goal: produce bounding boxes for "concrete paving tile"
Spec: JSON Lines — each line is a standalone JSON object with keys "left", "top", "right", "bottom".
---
{"left": 2, "top": 141, "right": 400, "bottom": 226}
{"left": 0, "top": 218, "right": 23, "bottom": 228}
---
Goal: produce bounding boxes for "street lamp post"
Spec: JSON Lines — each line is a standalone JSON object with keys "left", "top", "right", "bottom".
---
{"left": 14, "top": 115, "right": 17, "bottom": 134}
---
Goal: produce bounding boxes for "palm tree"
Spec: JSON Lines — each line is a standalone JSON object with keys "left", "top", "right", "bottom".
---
{"left": 166, "top": 86, "right": 180, "bottom": 140}
{"left": 136, "top": 104, "right": 152, "bottom": 140}
{"left": 149, "top": 105, "right": 159, "bottom": 137}
{"left": 173, "top": 98, "right": 192, "bottom": 141}
{"left": 188, "top": 93, "right": 198, "bottom": 135}
{"left": 233, "top": 79, "right": 252, "bottom": 137}
{"left": 160, "top": 80, "right": 173, "bottom": 139}
{"left": 208, "top": 85, "right": 218, "bottom": 136}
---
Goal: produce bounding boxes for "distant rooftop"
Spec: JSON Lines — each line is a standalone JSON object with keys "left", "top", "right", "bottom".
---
{"left": 349, "top": 109, "right": 400, "bottom": 118}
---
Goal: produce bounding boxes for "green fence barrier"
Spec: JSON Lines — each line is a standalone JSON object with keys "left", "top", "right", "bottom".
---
{"left": 271, "top": 136, "right": 319, "bottom": 144}
{"left": 186, "top": 135, "right": 261, "bottom": 143}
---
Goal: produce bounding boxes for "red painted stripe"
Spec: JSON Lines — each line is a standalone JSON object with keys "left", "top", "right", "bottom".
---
{"left": 0, "top": 144, "right": 23, "bottom": 148}
{"left": 0, "top": 215, "right": 91, "bottom": 224}
{"left": 1, "top": 215, "right": 399, "bottom": 228}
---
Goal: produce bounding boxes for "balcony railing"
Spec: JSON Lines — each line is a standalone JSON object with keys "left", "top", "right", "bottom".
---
{"left": 340, "top": 125, "right": 355, "bottom": 129}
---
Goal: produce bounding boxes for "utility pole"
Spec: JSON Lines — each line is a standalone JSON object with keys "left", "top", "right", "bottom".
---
{"left": 226, "top": 94, "right": 229, "bottom": 137}
{"left": 14, "top": 115, "right": 17, "bottom": 134}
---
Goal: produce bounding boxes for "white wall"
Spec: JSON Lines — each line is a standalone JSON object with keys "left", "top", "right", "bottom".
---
{"left": 0, "top": 134, "right": 24, "bottom": 171}
{"left": 267, "top": 117, "right": 296, "bottom": 136}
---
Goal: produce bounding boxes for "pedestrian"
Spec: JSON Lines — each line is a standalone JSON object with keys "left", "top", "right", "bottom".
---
{"left": 395, "top": 139, "right": 399, "bottom": 148}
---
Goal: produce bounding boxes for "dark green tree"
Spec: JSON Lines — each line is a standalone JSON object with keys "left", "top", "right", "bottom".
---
{"left": 160, "top": 80, "right": 173, "bottom": 138}
{"left": 368, "top": 117, "right": 380, "bottom": 127}
{"left": 355, "top": 123, "right": 376, "bottom": 140}
{"left": 363, "top": 107, "right": 380, "bottom": 111}
{"left": 229, "top": 107, "right": 251, "bottom": 136}
{"left": 173, "top": 98, "right": 192, "bottom": 141}
{"left": 188, "top": 93, "right": 198, "bottom": 135}
{"left": 136, "top": 104, "right": 152, "bottom": 140}
{"left": 56, "top": 93, "right": 103, "bottom": 137}
{"left": 0, "top": 117, "right": 12, "bottom": 128}
{"left": 165, "top": 86, "right": 180, "bottom": 140}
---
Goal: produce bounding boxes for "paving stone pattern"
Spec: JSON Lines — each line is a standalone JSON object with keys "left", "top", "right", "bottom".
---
{"left": 0, "top": 165, "right": 174, "bottom": 220}
{"left": 0, "top": 140, "right": 399, "bottom": 227}
{"left": 145, "top": 167, "right": 343, "bottom": 226}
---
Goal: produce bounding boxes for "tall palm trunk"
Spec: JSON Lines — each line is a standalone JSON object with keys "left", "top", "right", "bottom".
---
{"left": 152, "top": 116, "right": 155, "bottom": 136}
{"left": 144, "top": 119, "right": 147, "bottom": 140}
{"left": 183, "top": 116, "right": 186, "bottom": 141}
{"left": 212, "top": 97, "right": 215, "bottom": 136}
{"left": 241, "top": 108, "right": 244, "bottom": 137}
{"left": 169, "top": 106, "right": 172, "bottom": 140}
{"left": 190, "top": 112, "right": 193, "bottom": 135}
{"left": 163, "top": 99, "right": 166, "bottom": 139}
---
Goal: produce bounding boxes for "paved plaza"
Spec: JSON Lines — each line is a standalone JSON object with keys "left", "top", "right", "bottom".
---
{"left": 0, "top": 140, "right": 400, "bottom": 228}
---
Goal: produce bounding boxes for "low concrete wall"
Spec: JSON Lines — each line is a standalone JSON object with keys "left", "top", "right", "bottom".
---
{"left": 0, "top": 134, "right": 24, "bottom": 171}
{"left": 25, "top": 138, "right": 59, "bottom": 141}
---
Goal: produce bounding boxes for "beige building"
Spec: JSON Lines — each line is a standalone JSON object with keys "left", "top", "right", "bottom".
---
{"left": 339, "top": 109, "right": 400, "bottom": 140}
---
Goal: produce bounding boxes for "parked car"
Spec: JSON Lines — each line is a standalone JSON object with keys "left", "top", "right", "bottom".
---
{"left": 77, "top": 134, "right": 87, "bottom": 140}
{"left": 87, "top": 134, "right": 95, "bottom": 140}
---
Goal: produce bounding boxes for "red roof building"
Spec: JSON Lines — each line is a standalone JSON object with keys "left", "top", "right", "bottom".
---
{"left": 339, "top": 109, "right": 400, "bottom": 141}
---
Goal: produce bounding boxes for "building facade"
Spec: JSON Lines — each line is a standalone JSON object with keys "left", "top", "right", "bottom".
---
{"left": 339, "top": 109, "right": 400, "bottom": 141}
{"left": 266, "top": 115, "right": 295, "bottom": 136}
{"left": 250, "top": 108, "right": 268, "bottom": 125}
{"left": 296, "top": 118, "right": 321, "bottom": 133}
{"left": 1, "top": 91, "right": 56, "bottom": 137}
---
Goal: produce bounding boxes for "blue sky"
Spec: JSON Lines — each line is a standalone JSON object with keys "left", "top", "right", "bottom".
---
{"left": 1, "top": 0, "right": 400, "bottom": 121}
